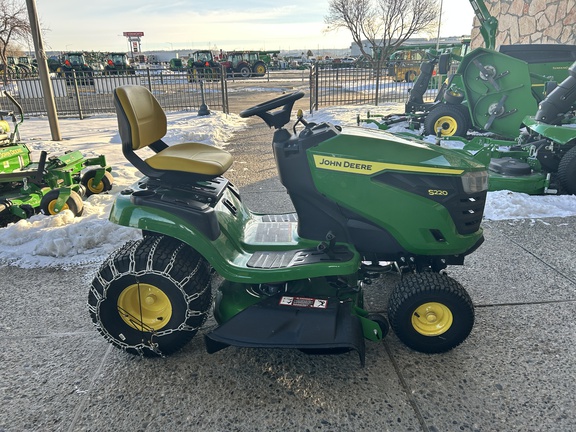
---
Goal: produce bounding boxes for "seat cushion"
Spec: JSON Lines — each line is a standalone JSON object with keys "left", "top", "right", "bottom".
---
{"left": 145, "top": 142, "right": 233, "bottom": 176}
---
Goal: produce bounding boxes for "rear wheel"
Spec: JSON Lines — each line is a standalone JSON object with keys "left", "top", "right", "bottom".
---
{"left": 557, "top": 145, "right": 576, "bottom": 194}
{"left": 40, "top": 189, "right": 84, "bottom": 217}
{"left": 253, "top": 62, "right": 266, "bottom": 76}
{"left": 88, "top": 236, "right": 212, "bottom": 356}
{"left": 388, "top": 272, "right": 474, "bottom": 353}
{"left": 424, "top": 104, "right": 470, "bottom": 137}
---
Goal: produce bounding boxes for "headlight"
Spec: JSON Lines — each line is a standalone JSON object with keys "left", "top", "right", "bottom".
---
{"left": 461, "top": 170, "right": 488, "bottom": 194}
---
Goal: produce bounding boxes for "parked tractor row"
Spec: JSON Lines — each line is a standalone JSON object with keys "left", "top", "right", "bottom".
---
{"left": 46, "top": 52, "right": 136, "bottom": 78}
{"left": 174, "top": 50, "right": 278, "bottom": 79}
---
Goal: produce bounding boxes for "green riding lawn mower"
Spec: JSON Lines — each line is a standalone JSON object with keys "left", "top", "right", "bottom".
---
{"left": 0, "top": 92, "right": 114, "bottom": 226}
{"left": 89, "top": 86, "right": 490, "bottom": 365}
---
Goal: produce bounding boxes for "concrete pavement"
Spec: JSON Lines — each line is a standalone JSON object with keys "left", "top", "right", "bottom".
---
{"left": 1, "top": 121, "right": 575, "bottom": 432}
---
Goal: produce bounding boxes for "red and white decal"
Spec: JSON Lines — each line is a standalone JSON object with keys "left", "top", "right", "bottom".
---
{"left": 279, "top": 296, "right": 328, "bottom": 309}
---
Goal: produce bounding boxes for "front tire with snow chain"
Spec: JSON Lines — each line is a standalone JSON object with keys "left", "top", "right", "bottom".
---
{"left": 388, "top": 272, "right": 474, "bottom": 353}
{"left": 88, "top": 236, "right": 212, "bottom": 357}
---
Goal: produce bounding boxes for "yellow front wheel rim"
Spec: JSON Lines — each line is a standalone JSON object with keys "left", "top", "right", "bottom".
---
{"left": 86, "top": 178, "right": 105, "bottom": 194}
{"left": 117, "top": 283, "right": 173, "bottom": 331}
{"left": 433, "top": 116, "right": 458, "bottom": 136}
{"left": 411, "top": 302, "right": 453, "bottom": 336}
{"left": 47, "top": 200, "right": 69, "bottom": 215}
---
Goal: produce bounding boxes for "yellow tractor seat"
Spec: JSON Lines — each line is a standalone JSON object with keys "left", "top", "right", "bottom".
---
{"left": 113, "top": 85, "right": 233, "bottom": 181}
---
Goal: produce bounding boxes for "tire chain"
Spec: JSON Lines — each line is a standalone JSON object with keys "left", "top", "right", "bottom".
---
{"left": 88, "top": 236, "right": 212, "bottom": 356}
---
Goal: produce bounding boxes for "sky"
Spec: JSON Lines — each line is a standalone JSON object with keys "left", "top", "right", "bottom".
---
{"left": 2, "top": 100, "right": 576, "bottom": 269}
{"left": 33, "top": 0, "right": 476, "bottom": 54}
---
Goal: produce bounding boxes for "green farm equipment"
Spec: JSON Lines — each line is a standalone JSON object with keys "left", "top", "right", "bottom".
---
{"left": 0, "top": 92, "right": 114, "bottom": 225}
{"left": 219, "top": 51, "right": 268, "bottom": 78}
{"left": 358, "top": 0, "right": 576, "bottom": 139}
{"left": 393, "top": 61, "right": 576, "bottom": 195}
{"left": 168, "top": 58, "right": 186, "bottom": 72}
{"left": 88, "top": 86, "right": 489, "bottom": 364}
{"left": 187, "top": 50, "right": 221, "bottom": 81}
{"left": 56, "top": 52, "right": 95, "bottom": 84}
{"left": 104, "top": 52, "right": 136, "bottom": 75}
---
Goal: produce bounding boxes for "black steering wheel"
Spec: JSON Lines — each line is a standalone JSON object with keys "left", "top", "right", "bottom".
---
{"left": 239, "top": 91, "right": 304, "bottom": 129}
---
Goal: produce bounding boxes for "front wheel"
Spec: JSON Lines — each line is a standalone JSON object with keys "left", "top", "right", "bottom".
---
{"left": 88, "top": 236, "right": 212, "bottom": 356}
{"left": 424, "top": 104, "right": 470, "bottom": 137}
{"left": 238, "top": 65, "right": 251, "bottom": 78}
{"left": 40, "top": 189, "right": 84, "bottom": 217}
{"left": 388, "top": 272, "right": 474, "bottom": 353}
{"left": 81, "top": 170, "right": 114, "bottom": 196}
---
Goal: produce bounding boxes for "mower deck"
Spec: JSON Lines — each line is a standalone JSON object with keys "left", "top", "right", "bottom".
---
{"left": 205, "top": 295, "right": 367, "bottom": 365}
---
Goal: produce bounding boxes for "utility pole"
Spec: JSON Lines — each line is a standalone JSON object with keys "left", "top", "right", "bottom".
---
{"left": 436, "top": 0, "right": 444, "bottom": 51}
{"left": 25, "top": 0, "right": 61, "bottom": 140}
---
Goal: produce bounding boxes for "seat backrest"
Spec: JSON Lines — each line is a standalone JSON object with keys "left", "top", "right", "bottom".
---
{"left": 114, "top": 85, "right": 167, "bottom": 151}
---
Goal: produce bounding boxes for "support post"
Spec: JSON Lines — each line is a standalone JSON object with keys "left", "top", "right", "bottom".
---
{"left": 25, "top": 0, "right": 61, "bottom": 140}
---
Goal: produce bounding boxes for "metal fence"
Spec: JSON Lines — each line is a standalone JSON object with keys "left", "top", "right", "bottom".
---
{"left": 309, "top": 61, "right": 453, "bottom": 110}
{"left": 0, "top": 62, "right": 456, "bottom": 117}
{"left": 0, "top": 67, "right": 229, "bottom": 118}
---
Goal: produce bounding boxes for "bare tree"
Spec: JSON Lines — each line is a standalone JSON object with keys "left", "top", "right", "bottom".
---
{"left": 0, "top": 0, "right": 31, "bottom": 81}
{"left": 325, "top": 0, "right": 438, "bottom": 68}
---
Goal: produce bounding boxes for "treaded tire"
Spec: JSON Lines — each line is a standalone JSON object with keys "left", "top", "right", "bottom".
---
{"left": 40, "top": 189, "right": 84, "bottom": 217}
{"left": 81, "top": 170, "right": 114, "bottom": 196}
{"left": 424, "top": 104, "right": 470, "bottom": 137}
{"left": 88, "top": 236, "right": 212, "bottom": 357}
{"left": 253, "top": 62, "right": 266, "bottom": 76}
{"left": 239, "top": 65, "right": 251, "bottom": 78}
{"left": 443, "top": 88, "right": 465, "bottom": 105}
{"left": 388, "top": 272, "right": 474, "bottom": 353}
{"left": 557, "top": 145, "right": 576, "bottom": 195}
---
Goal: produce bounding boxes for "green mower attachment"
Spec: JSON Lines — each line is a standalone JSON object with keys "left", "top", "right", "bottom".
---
{"left": 0, "top": 92, "right": 114, "bottom": 225}
{"left": 361, "top": 60, "right": 576, "bottom": 196}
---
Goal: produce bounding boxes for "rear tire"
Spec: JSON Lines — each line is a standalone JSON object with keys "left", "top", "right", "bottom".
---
{"left": 388, "top": 272, "right": 474, "bottom": 353}
{"left": 88, "top": 236, "right": 212, "bottom": 356}
{"left": 253, "top": 62, "right": 266, "bottom": 76}
{"left": 557, "top": 145, "right": 576, "bottom": 195}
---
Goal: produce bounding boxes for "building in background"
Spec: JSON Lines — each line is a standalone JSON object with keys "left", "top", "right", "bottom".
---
{"left": 471, "top": 0, "right": 575, "bottom": 49}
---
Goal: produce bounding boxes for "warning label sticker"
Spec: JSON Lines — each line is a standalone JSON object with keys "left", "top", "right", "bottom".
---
{"left": 279, "top": 296, "right": 328, "bottom": 309}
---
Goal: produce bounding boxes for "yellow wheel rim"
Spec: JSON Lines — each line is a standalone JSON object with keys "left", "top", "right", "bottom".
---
{"left": 117, "top": 283, "right": 173, "bottom": 331}
{"left": 433, "top": 116, "right": 458, "bottom": 136}
{"left": 87, "top": 178, "right": 105, "bottom": 194}
{"left": 47, "top": 200, "right": 69, "bottom": 215}
{"left": 411, "top": 302, "right": 453, "bottom": 336}
{"left": 255, "top": 65, "right": 265, "bottom": 74}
